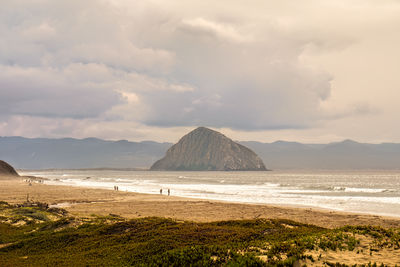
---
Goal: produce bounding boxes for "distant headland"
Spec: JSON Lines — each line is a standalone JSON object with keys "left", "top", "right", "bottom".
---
{"left": 0, "top": 160, "right": 19, "bottom": 177}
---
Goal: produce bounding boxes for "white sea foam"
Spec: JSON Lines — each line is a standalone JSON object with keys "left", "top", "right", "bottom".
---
{"left": 20, "top": 170, "right": 400, "bottom": 217}
{"left": 264, "top": 182, "right": 280, "bottom": 187}
{"left": 343, "top": 187, "right": 391, "bottom": 193}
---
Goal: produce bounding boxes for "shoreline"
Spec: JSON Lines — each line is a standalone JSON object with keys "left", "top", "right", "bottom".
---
{"left": 38, "top": 173, "right": 400, "bottom": 220}
{"left": 43, "top": 179, "right": 400, "bottom": 220}
{"left": 1, "top": 176, "right": 400, "bottom": 229}
{"left": 18, "top": 169, "right": 400, "bottom": 218}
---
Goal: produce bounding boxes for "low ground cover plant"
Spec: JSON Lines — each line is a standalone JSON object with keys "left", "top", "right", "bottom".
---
{"left": 0, "top": 202, "right": 399, "bottom": 266}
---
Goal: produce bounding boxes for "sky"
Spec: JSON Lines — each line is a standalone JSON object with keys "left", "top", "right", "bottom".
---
{"left": 1, "top": 0, "right": 400, "bottom": 143}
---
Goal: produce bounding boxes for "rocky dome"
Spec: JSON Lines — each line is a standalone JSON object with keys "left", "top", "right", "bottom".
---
{"left": 0, "top": 160, "right": 19, "bottom": 176}
{"left": 150, "top": 127, "right": 267, "bottom": 171}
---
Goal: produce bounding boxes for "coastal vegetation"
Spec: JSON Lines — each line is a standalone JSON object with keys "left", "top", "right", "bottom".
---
{"left": 0, "top": 201, "right": 399, "bottom": 266}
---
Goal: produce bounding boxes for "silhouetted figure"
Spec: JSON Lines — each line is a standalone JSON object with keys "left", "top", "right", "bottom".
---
{"left": 160, "top": 189, "right": 162, "bottom": 195}
{"left": 168, "top": 189, "right": 170, "bottom": 196}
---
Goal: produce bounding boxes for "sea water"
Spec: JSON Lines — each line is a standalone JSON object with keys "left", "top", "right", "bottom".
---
{"left": 19, "top": 170, "right": 400, "bottom": 217}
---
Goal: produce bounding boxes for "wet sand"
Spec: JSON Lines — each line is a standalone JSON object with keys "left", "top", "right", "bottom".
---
{"left": 1, "top": 177, "right": 400, "bottom": 229}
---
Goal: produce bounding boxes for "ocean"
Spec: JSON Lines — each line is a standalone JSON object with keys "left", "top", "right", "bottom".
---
{"left": 20, "top": 170, "right": 400, "bottom": 217}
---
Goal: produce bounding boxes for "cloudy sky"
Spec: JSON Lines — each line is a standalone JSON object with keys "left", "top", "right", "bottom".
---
{"left": 1, "top": 0, "right": 400, "bottom": 143}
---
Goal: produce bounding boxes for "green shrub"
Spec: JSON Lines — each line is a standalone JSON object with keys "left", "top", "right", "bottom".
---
{"left": 0, "top": 212, "right": 398, "bottom": 266}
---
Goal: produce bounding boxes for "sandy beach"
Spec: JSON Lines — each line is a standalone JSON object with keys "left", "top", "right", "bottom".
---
{"left": 2, "top": 176, "right": 400, "bottom": 266}
{"left": 1, "top": 177, "right": 400, "bottom": 229}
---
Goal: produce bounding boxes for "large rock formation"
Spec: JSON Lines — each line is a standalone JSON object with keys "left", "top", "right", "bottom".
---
{"left": 150, "top": 127, "right": 267, "bottom": 171}
{"left": 0, "top": 160, "right": 19, "bottom": 176}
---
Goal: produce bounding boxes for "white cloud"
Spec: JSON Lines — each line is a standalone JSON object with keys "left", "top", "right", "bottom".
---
{"left": 0, "top": 0, "right": 399, "bottom": 142}
{"left": 180, "top": 18, "right": 252, "bottom": 43}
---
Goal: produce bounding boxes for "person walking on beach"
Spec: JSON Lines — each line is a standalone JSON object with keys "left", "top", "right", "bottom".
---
{"left": 168, "top": 189, "right": 170, "bottom": 196}
{"left": 160, "top": 189, "right": 162, "bottom": 195}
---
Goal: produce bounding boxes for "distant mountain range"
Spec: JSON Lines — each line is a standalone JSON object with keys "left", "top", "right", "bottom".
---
{"left": 241, "top": 139, "right": 400, "bottom": 170}
{"left": 1, "top": 136, "right": 399, "bottom": 170}
{"left": 0, "top": 136, "right": 171, "bottom": 170}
